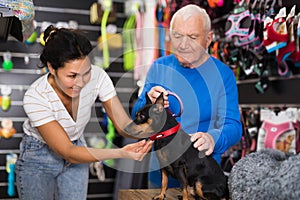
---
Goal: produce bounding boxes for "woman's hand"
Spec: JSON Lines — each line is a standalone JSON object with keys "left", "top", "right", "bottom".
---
{"left": 147, "top": 86, "right": 169, "bottom": 108}
{"left": 121, "top": 140, "right": 153, "bottom": 161}
{"left": 190, "top": 132, "right": 215, "bottom": 156}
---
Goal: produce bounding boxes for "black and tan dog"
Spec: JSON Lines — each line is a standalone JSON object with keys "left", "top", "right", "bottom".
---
{"left": 125, "top": 93, "right": 228, "bottom": 200}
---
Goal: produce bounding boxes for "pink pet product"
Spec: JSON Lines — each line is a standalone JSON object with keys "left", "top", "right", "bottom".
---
{"left": 261, "top": 121, "right": 294, "bottom": 149}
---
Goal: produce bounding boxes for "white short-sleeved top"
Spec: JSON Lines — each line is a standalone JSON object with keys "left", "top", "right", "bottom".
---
{"left": 23, "top": 65, "right": 116, "bottom": 143}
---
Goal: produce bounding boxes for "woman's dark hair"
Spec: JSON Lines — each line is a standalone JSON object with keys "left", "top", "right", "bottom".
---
{"left": 40, "top": 25, "right": 93, "bottom": 70}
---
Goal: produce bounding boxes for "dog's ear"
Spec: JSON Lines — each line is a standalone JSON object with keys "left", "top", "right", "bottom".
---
{"left": 145, "top": 92, "right": 153, "bottom": 104}
{"left": 154, "top": 92, "right": 164, "bottom": 107}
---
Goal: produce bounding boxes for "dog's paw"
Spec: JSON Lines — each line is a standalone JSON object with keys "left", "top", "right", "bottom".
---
{"left": 152, "top": 194, "right": 166, "bottom": 200}
{"left": 177, "top": 195, "right": 183, "bottom": 200}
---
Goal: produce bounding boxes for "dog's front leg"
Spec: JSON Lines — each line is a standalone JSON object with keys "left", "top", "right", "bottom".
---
{"left": 153, "top": 169, "right": 168, "bottom": 200}
{"left": 177, "top": 166, "right": 189, "bottom": 200}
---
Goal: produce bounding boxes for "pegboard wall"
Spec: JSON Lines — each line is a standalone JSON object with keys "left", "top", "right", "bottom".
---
{"left": 0, "top": 0, "right": 137, "bottom": 199}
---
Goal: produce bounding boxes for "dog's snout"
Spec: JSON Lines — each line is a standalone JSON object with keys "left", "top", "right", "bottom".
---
{"left": 124, "top": 123, "right": 131, "bottom": 133}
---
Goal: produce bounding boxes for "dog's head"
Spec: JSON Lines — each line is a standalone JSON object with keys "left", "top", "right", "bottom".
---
{"left": 125, "top": 92, "right": 174, "bottom": 139}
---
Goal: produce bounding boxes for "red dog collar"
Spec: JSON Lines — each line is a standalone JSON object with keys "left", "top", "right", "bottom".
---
{"left": 149, "top": 123, "right": 181, "bottom": 141}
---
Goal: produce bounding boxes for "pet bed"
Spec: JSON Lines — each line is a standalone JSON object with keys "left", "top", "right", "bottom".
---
{"left": 228, "top": 149, "right": 300, "bottom": 199}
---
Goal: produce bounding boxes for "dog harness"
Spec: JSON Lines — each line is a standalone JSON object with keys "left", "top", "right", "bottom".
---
{"left": 149, "top": 123, "right": 181, "bottom": 141}
{"left": 225, "top": 4, "right": 252, "bottom": 38}
{"left": 262, "top": 121, "right": 294, "bottom": 149}
{"left": 263, "top": 17, "right": 289, "bottom": 53}
{"left": 257, "top": 121, "right": 296, "bottom": 153}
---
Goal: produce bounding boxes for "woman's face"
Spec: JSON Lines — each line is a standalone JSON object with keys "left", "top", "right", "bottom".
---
{"left": 171, "top": 15, "right": 211, "bottom": 68}
{"left": 49, "top": 57, "right": 92, "bottom": 98}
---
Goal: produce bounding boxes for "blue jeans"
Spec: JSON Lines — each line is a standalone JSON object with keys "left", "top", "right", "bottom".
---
{"left": 15, "top": 135, "right": 89, "bottom": 200}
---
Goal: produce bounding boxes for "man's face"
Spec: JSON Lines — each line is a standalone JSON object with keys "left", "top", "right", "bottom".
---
{"left": 171, "top": 15, "right": 209, "bottom": 68}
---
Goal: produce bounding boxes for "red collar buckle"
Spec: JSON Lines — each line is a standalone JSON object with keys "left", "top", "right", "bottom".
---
{"left": 149, "top": 123, "right": 181, "bottom": 141}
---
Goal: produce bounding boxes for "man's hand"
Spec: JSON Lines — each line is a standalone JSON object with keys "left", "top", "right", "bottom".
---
{"left": 147, "top": 86, "right": 169, "bottom": 108}
{"left": 190, "top": 132, "right": 215, "bottom": 156}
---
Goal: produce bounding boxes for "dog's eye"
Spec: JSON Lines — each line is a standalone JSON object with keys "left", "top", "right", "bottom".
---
{"left": 136, "top": 113, "right": 146, "bottom": 123}
{"left": 138, "top": 114, "right": 145, "bottom": 121}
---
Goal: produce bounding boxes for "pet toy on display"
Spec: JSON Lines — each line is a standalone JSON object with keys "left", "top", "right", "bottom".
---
{"left": 0, "top": 118, "right": 17, "bottom": 138}
{"left": 6, "top": 153, "right": 17, "bottom": 197}
{"left": 2, "top": 52, "right": 13, "bottom": 71}
{"left": 0, "top": 85, "right": 12, "bottom": 111}
{"left": 25, "top": 30, "right": 37, "bottom": 45}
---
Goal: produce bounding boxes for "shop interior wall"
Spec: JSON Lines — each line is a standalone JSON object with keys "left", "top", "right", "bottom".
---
{"left": 235, "top": 0, "right": 300, "bottom": 106}
{"left": 0, "top": 0, "right": 137, "bottom": 199}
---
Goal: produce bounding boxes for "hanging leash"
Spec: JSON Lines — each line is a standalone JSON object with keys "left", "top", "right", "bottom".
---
{"left": 123, "top": 2, "right": 138, "bottom": 71}
{"left": 134, "top": 3, "right": 144, "bottom": 80}
{"left": 100, "top": 0, "right": 112, "bottom": 69}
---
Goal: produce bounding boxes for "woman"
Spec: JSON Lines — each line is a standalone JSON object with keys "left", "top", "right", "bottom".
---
{"left": 15, "top": 25, "right": 153, "bottom": 200}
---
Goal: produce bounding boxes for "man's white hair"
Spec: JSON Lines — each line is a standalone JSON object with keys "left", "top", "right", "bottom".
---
{"left": 169, "top": 4, "right": 211, "bottom": 34}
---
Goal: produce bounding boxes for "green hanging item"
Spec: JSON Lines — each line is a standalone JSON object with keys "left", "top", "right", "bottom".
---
{"left": 1, "top": 85, "right": 12, "bottom": 111}
{"left": 25, "top": 31, "right": 37, "bottom": 45}
{"left": 2, "top": 52, "right": 13, "bottom": 71}
{"left": 104, "top": 117, "right": 115, "bottom": 167}
{"left": 101, "top": 0, "right": 112, "bottom": 69}
{"left": 123, "top": 14, "right": 136, "bottom": 71}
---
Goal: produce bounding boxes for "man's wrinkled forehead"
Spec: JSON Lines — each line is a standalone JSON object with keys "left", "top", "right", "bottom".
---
{"left": 178, "top": 11, "right": 194, "bottom": 21}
